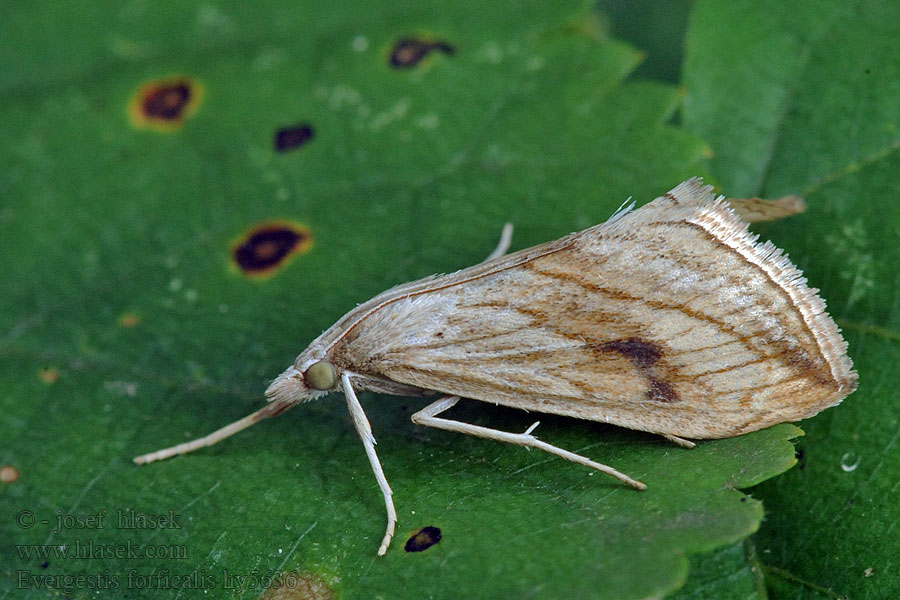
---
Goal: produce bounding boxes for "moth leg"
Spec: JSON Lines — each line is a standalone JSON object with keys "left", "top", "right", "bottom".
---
{"left": 341, "top": 372, "right": 397, "bottom": 556}
{"left": 660, "top": 433, "right": 696, "bottom": 449}
{"left": 482, "top": 223, "right": 514, "bottom": 262}
{"left": 411, "top": 396, "right": 646, "bottom": 490}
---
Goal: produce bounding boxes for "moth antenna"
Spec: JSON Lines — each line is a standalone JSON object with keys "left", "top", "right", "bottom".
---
{"left": 133, "top": 399, "right": 296, "bottom": 465}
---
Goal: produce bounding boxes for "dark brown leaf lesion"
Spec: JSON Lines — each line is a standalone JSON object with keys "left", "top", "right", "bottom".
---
{"left": 231, "top": 221, "right": 313, "bottom": 277}
{"left": 274, "top": 123, "right": 314, "bottom": 152}
{"left": 404, "top": 525, "right": 442, "bottom": 552}
{"left": 389, "top": 38, "right": 455, "bottom": 68}
{"left": 128, "top": 76, "right": 202, "bottom": 131}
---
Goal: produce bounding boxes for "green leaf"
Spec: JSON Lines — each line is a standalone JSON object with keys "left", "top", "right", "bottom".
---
{"left": 683, "top": 0, "right": 900, "bottom": 598}
{"left": 596, "top": 0, "right": 692, "bottom": 84}
{"left": 667, "top": 540, "right": 766, "bottom": 600}
{"left": 2, "top": 2, "right": 806, "bottom": 599}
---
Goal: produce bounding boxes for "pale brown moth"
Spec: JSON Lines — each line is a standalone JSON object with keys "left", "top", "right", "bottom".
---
{"left": 134, "top": 178, "right": 857, "bottom": 555}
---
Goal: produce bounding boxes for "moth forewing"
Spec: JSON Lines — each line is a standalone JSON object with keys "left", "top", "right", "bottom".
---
{"left": 331, "top": 180, "right": 855, "bottom": 440}
{"left": 135, "top": 178, "right": 856, "bottom": 556}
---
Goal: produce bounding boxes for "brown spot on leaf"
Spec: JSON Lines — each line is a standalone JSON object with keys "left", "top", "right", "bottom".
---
{"left": 795, "top": 448, "right": 806, "bottom": 470}
{"left": 0, "top": 466, "right": 19, "bottom": 483}
{"left": 117, "top": 313, "right": 141, "bottom": 328}
{"left": 275, "top": 124, "right": 315, "bottom": 152}
{"left": 389, "top": 37, "right": 454, "bottom": 69}
{"left": 38, "top": 368, "right": 59, "bottom": 385}
{"left": 404, "top": 525, "right": 442, "bottom": 552}
{"left": 258, "top": 571, "right": 334, "bottom": 600}
{"left": 129, "top": 76, "right": 202, "bottom": 131}
{"left": 232, "top": 221, "right": 312, "bottom": 278}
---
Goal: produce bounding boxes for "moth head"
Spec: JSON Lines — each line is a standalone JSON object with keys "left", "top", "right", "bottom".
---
{"left": 265, "top": 355, "right": 339, "bottom": 404}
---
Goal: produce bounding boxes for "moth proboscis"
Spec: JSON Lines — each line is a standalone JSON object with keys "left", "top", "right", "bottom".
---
{"left": 134, "top": 178, "right": 857, "bottom": 556}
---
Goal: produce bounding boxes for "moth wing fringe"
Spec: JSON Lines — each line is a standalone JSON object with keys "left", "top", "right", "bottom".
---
{"left": 690, "top": 195, "right": 857, "bottom": 395}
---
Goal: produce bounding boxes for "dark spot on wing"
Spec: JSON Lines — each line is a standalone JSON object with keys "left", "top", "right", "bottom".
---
{"left": 601, "top": 338, "right": 679, "bottom": 402}
{"left": 232, "top": 221, "right": 312, "bottom": 277}
{"left": 646, "top": 377, "right": 678, "bottom": 403}
{"left": 274, "top": 124, "right": 315, "bottom": 152}
{"left": 404, "top": 525, "right": 442, "bottom": 552}
{"left": 390, "top": 38, "right": 454, "bottom": 68}
{"left": 601, "top": 338, "right": 662, "bottom": 369}
{"left": 129, "top": 76, "right": 202, "bottom": 131}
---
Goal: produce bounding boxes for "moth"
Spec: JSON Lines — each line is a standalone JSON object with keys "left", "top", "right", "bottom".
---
{"left": 135, "top": 178, "right": 857, "bottom": 555}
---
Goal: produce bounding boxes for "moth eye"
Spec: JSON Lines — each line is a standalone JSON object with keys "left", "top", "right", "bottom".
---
{"left": 304, "top": 360, "right": 336, "bottom": 390}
